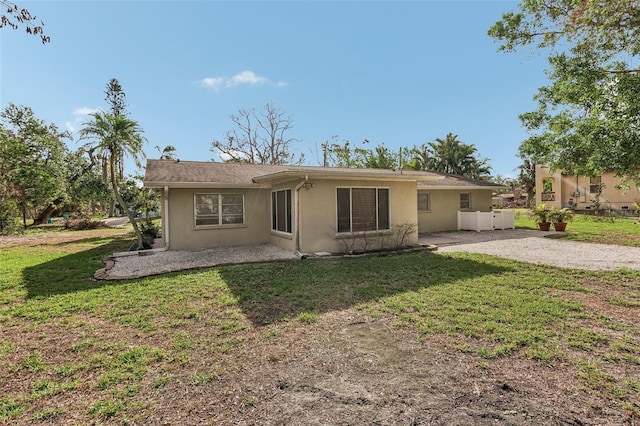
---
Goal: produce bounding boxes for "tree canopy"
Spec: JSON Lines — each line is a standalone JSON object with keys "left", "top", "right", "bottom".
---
{"left": 0, "top": 104, "right": 70, "bottom": 229}
{"left": 406, "top": 133, "right": 492, "bottom": 180}
{"left": 320, "top": 134, "right": 492, "bottom": 181}
{"left": 489, "top": 0, "right": 640, "bottom": 185}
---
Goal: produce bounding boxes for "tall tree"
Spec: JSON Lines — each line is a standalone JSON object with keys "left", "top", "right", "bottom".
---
{"left": 420, "top": 133, "right": 492, "bottom": 180}
{"left": 0, "top": 104, "right": 70, "bottom": 229}
{"left": 361, "top": 143, "right": 399, "bottom": 169}
{"left": 211, "top": 101, "right": 303, "bottom": 165}
{"left": 104, "top": 79, "right": 128, "bottom": 182}
{"left": 79, "top": 111, "right": 146, "bottom": 249}
{"left": 404, "top": 144, "right": 432, "bottom": 171}
{"left": 489, "top": 0, "right": 640, "bottom": 185}
{"left": 516, "top": 155, "right": 536, "bottom": 206}
{"left": 105, "top": 78, "right": 128, "bottom": 117}
{"left": 155, "top": 144, "right": 177, "bottom": 160}
{"left": 0, "top": 0, "right": 49, "bottom": 43}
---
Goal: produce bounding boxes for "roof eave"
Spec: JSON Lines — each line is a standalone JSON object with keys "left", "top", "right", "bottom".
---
{"left": 143, "top": 181, "right": 265, "bottom": 189}
{"left": 252, "top": 169, "right": 443, "bottom": 182}
{"left": 419, "top": 184, "right": 506, "bottom": 190}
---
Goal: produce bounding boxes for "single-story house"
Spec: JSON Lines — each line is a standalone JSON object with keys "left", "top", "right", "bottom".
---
{"left": 535, "top": 164, "right": 640, "bottom": 213}
{"left": 143, "top": 160, "right": 502, "bottom": 254}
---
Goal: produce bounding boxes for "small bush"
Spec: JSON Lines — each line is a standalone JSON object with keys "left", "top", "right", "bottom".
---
{"left": 64, "top": 218, "right": 103, "bottom": 230}
{"left": 140, "top": 221, "right": 160, "bottom": 249}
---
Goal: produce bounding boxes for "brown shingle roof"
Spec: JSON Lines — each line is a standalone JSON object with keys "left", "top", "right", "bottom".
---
{"left": 143, "top": 159, "right": 502, "bottom": 189}
{"left": 418, "top": 172, "right": 504, "bottom": 189}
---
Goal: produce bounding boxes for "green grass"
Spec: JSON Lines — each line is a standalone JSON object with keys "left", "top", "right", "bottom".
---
{"left": 515, "top": 210, "right": 640, "bottom": 246}
{"left": 2, "top": 226, "right": 640, "bottom": 422}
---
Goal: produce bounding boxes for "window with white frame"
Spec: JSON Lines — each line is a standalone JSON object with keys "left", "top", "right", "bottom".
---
{"left": 459, "top": 193, "right": 471, "bottom": 210}
{"left": 272, "top": 189, "right": 292, "bottom": 233}
{"left": 337, "top": 187, "right": 389, "bottom": 233}
{"left": 194, "top": 193, "right": 244, "bottom": 226}
{"left": 418, "top": 192, "right": 430, "bottom": 212}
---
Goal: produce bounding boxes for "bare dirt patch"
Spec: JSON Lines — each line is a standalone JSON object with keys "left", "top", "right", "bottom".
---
{"left": 140, "top": 311, "right": 609, "bottom": 425}
{"left": 0, "top": 228, "right": 132, "bottom": 248}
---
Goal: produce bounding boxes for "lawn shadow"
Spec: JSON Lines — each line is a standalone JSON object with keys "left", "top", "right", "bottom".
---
{"left": 219, "top": 251, "right": 513, "bottom": 326}
{"left": 22, "top": 236, "right": 133, "bottom": 299}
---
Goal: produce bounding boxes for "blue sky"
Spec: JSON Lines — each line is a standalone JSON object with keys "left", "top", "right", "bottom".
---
{"left": 1, "top": 0, "right": 550, "bottom": 178}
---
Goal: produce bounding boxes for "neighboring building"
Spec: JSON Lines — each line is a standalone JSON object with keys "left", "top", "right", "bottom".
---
{"left": 143, "top": 160, "right": 501, "bottom": 254}
{"left": 535, "top": 164, "right": 640, "bottom": 212}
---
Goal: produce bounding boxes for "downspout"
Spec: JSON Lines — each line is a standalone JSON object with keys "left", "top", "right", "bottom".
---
{"left": 163, "top": 185, "right": 170, "bottom": 249}
{"left": 294, "top": 175, "right": 308, "bottom": 254}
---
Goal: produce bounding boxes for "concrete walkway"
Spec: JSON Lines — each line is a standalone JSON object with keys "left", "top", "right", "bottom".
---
{"left": 96, "top": 244, "right": 301, "bottom": 280}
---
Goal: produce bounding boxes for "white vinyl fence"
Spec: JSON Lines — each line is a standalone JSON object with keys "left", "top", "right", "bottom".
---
{"left": 457, "top": 210, "right": 516, "bottom": 232}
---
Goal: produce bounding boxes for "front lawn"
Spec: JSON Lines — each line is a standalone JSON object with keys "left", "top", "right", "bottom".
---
{"left": 516, "top": 210, "right": 640, "bottom": 246}
{"left": 1, "top": 228, "right": 639, "bottom": 424}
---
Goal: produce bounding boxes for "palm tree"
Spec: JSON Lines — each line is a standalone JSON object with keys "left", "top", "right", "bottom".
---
{"left": 155, "top": 144, "right": 177, "bottom": 160}
{"left": 79, "top": 111, "right": 146, "bottom": 249}
{"left": 427, "top": 133, "right": 491, "bottom": 180}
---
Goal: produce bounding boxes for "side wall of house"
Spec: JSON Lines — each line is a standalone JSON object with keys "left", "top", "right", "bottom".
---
{"left": 167, "top": 187, "right": 271, "bottom": 251}
{"left": 297, "top": 179, "right": 419, "bottom": 254}
{"left": 417, "top": 189, "right": 494, "bottom": 233}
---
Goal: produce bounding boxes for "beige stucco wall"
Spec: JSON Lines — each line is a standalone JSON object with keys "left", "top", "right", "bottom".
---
{"left": 166, "top": 187, "right": 271, "bottom": 251}
{"left": 163, "top": 179, "right": 494, "bottom": 253}
{"left": 296, "top": 178, "right": 419, "bottom": 254}
{"left": 417, "top": 189, "right": 494, "bottom": 233}
{"left": 535, "top": 165, "right": 640, "bottom": 211}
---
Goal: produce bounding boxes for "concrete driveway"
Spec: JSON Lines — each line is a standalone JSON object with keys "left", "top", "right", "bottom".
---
{"left": 422, "top": 229, "right": 640, "bottom": 271}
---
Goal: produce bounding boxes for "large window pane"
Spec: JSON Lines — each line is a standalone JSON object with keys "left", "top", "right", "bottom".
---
{"left": 272, "top": 189, "right": 292, "bottom": 233}
{"left": 337, "top": 188, "right": 351, "bottom": 233}
{"left": 221, "top": 194, "right": 244, "bottom": 224}
{"left": 272, "top": 192, "right": 277, "bottom": 230}
{"left": 195, "top": 194, "right": 218, "bottom": 226}
{"left": 336, "top": 187, "right": 389, "bottom": 233}
{"left": 377, "top": 188, "right": 389, "bottom": 230}
{"left": 195, "top": 193, "right": 244, "bottom": 226}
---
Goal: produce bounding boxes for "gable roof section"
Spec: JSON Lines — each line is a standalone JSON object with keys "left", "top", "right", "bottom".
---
{"left": 143, "top": 159, "right": 502, "bottom": 189}
{"left": 418, "top": 172, "right": 504, "bottom": 190}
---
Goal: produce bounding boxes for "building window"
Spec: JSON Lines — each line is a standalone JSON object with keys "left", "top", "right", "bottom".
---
{"left": 337, "top": 187, "right": 389, "bottom": 233}
{"left": 590, "top": 176, "right": 602, "bottom": 194}
{"left": 460, "top": 193, "right": 471, "bottom": 210}
{"left": 194, "top": 193, "right": 244, "bottom": 226}
{"left": 272, "top": 189, "right": 292, "bottom": 233}
{"left": 418, "top": 192, "right": 430, "bottom": 212}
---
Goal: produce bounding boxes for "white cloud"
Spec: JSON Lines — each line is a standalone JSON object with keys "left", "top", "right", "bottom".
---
{"left": 227, "top": 70, "right": 267, "bottom": 87}
{"left": 65, "top": 107, "right": 100, "bottom": 133}
{"left": 199, "top": 70, "right": 284, "bottom": 91}
{"left": 200, "top": 77, "right": 225, "bottom": 90}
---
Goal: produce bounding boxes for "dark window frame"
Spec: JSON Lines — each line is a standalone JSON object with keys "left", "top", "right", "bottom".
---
{"left": 336, "top": 187, "right": 390, "bottom": 233}
{"left": 271, "top": 189, "right": 292, "bottom": 234}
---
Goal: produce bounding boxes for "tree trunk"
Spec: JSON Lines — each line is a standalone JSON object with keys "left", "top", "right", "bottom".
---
{"left": 21, "top": 201, "right": 27, "bottom": 230}
{"left": 110, "top": 154, "right": 144, "bottom": 250}
{"left": 33, "top": 197, "right": 64, "bottom": 225}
